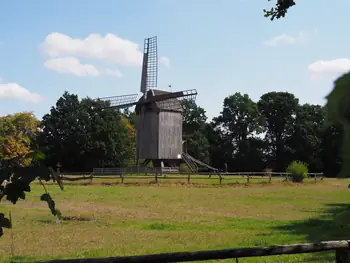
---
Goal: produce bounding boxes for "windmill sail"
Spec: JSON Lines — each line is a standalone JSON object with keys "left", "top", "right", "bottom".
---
{"left": 97, "top": 93, "right": 138, "bottom": 109}
{"left": 140, "top": 36, "right": 158, "bottom": 96}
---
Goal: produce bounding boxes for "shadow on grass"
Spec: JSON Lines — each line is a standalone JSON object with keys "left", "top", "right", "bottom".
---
{"left": 274, "top": 203, "right": 350, "bottom": 262}
{"left": 39, "top": 216, "right": 95, "bottom": 224}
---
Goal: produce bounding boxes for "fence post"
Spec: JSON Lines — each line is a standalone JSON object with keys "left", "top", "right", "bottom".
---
{"left": 336, "top": 248, "right": 350, "bottom": 262}
{"left": 120, "top": 172, "right": 124, "bottom": 184}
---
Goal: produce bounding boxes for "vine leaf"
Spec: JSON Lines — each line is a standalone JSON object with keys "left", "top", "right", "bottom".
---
{"left": 0, "top": 213, "right": 11, "bottom": 228}
{"left": 0, "top": 213, "right": 12, "bottom": 237}
{"left": 40, "top": 193, "right": 61, "bottom": 219}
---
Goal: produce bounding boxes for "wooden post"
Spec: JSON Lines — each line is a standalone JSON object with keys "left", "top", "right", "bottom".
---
{"left": 120, "top": 172, "right": 124, "bottom": 184}
{"left": 155, "top": 173, "right": 158, "bottom": 183}
{"left": 56, "top": 162, "right": 61, "bottom": 175}
{"left": 336, "top": 249, "right": 350, "bottom": 262}
{"left": 187, "top": 173, "right": 191, "bottom": 184}
{"left": 219, "top": 175, "right": 222, "bottom": 185}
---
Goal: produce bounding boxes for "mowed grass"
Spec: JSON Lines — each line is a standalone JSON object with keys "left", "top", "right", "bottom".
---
{"left": 1, "top": 178, "right": 350, "bottom": 263}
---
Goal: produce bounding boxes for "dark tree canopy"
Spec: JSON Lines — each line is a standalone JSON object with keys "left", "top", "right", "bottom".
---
{"left": 40, "top": 91, "right": 134, "bottom": 172}
{"left": 182, "top": 100, "right": 210, "bottom": 163}
{"left": 264, "top": 0, "right": 296, "bottom": 20}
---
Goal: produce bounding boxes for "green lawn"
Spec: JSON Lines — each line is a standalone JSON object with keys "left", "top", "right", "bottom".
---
{"left": 1, "top": 178, "right": 350, "bottom": 263}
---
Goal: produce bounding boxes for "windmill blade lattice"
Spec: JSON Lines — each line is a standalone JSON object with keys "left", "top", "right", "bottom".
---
{"left": 140, "top": 36, "right": 158, "bottom": 95}
{"left": 97, "top": 93, "right": 139, "bottom": 109}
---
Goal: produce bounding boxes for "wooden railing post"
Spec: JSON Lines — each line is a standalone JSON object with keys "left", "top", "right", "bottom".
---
{"left": 120, "top": 172, "right": 124, "bottom": 184}
{"left": 336, "top": 248, "right": 350, "bottom": 262}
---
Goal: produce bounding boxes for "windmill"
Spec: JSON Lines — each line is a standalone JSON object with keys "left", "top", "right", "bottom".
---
{"left": 97, "top": 36, "right": 199, "bottom": 169}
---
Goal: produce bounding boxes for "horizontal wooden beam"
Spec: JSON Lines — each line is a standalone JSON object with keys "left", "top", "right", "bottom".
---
{"left": 28, "top": 240, "right": 350, "bottom": 263}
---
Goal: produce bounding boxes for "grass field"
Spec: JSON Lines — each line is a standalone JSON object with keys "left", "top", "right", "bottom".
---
{"left": 1, "top": 178, "right": 350, "bottom": 263}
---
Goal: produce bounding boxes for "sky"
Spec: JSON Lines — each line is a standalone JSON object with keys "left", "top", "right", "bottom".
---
{"left": 1, "top": 0, "right": 350, "bottom": 121}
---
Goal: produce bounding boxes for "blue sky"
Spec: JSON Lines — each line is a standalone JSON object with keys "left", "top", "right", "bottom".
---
{"left": 1, "top": 0, "right": 350, "bottom": 121}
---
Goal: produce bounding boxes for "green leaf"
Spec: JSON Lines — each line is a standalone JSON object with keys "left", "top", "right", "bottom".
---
{"left": 40, "top": 193, "right": 60, "bottom": 217}
{"left": 0, "top": 213, "right": 11, "bottom": 228}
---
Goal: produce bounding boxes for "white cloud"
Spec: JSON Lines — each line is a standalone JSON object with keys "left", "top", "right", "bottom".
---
{"left": 105, "top": 69, "right": 123, "bottom": 78}
{"left": 0, "top": 79, "right": 43, "bottom": 103}
{"left": 160, "top": 56, "right": 170, "bottom": 68}
{"left": 44, "top": 57, "right": 123, "bottom": 78}
{"left": 264, "top": 32, "right": 305, "bottom": 47}
{"left": 41, "top": 32, "right": 143, "bottom": 67}
{"left": 308, "top": 58, "right": 350, "bottom": 75}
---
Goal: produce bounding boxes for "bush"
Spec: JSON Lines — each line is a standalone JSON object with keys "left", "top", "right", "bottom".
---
{"left": 286, "top": 160, "right": 308, "bottom": 183}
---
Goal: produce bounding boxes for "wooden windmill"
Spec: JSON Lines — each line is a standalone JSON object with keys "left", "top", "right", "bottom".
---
{"left": 97, "top": 36, "right": 198, "bottom": 168}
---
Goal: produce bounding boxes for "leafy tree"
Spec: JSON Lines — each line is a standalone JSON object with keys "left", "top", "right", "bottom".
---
{"left": 182, "top": 100, "right": 210, "bottom": 163}
{"left": 263, "top": 1, "right": 350, "bottom": 177}
{"left": 0, "top": 113, "right": 62, "bottom": 237}
{"left": 205, "top": 123, "right": 231, "bottom": 170}
{"left": 0, "top": 112, "right": 40, "bottom": 167}
{"left": 213, "top": 93, "right": 264, "bottom": 171}
{"left": 324, "top": 73, "right": 350, "bottom": 177}
{"left": 264, "top": 0, "right": 296, "bottom": 20}
{"left": 258, "top": 92, "right": 299, "bottom": 171}
{"left": 288, "top": 104, "right": 325, "bottom": 172}
{"left": 40, "top": 91, "right": 134, "bottom": 172}
{"left": 320, "top": 124, "right": 343, "bottom": 177}
{"left": 214, "top": 93, "right": 263, "bottom": 141}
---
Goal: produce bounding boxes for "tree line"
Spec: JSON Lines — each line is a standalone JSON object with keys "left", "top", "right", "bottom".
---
{"left": 0, "top": 90, "right": 343, "bottom": 177}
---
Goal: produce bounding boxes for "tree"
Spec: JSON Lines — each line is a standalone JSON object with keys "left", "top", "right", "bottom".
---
{"left": 324, "top": 73, "right": 350, "bottom": 177}
{"left": 320, "top": 125, "right": 343, "bottom": 177}
{"left": 0, "top": 112, "right": 40, "bottom": 167}
{"left": 287, "top": 104, "right": 325, "bottom": 172}
{"left": 40, "top": 91, "right": 134, "bottom": 172}
{"left": 264, "top": 1, "right": 350, "bottom": 177}
{"left": 258, "top": 92, "right": 299, "bottom": 171}
{"left": 182, "top": 100, "right": 210, "bottom": 163}
{"left": 213, "top": 93, "right": 264, "bottom": 171}
{"left": 264, "top": 0, "right": 296, "bottom": 20}
{"left": 0, "top": 113, "right": 62, "bottom": 237}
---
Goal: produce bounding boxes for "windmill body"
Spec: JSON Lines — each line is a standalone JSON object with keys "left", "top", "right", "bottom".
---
{"left": 135, "top": 88, "right": 184, "bottom": 161}
{"left": 97, "top": 36, "right": 217, "bottom": 172}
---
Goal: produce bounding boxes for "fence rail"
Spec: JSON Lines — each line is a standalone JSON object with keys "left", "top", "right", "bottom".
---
{"left": 28, "top": 240, "right": 350, "bottom": 263}
{"left": 61, "top": 170, "right": 324, "bottom": 184}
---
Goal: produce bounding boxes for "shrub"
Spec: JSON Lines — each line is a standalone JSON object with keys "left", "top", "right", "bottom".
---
{"left": 286, "top": 160, "right": 308, "bottom": 183}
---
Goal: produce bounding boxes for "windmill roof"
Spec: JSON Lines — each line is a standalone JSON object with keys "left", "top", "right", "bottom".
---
{"left": 135, "top": 89, "right": 184, "bottom": 114}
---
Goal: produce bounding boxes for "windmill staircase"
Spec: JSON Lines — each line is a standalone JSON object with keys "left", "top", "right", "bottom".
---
{"left": 182, "top": 152, "right": 218, "bottom": 173}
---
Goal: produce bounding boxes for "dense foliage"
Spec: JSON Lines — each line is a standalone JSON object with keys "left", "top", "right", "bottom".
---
{"left": 286, "top": 160, "right": 308, "bottom": 183}
{"left": 264, "top": 0, "right": 350, "bottom": 177}
{"left": 0, "top": 112, "right": 63, "bottom": 237}
{"left": 0, "top": 90, "right": 344, "bottom": 176}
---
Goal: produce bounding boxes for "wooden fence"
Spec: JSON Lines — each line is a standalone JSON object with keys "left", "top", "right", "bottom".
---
{"left": 62, "top": 171, "right": 324, "bottom": 184}
{"left": 28, "top": 240, "right": 350, "bottom": 263}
